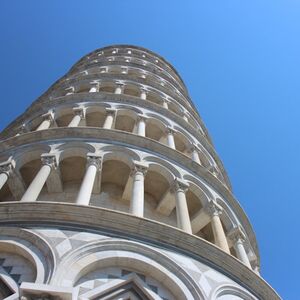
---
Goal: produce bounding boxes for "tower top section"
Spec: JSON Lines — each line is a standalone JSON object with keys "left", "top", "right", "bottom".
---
{"left": 72, "top": 44, "right": 188, "bottom": 91}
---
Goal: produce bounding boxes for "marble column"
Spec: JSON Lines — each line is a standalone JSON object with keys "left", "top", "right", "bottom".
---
{"left": 0, "top": 160, "right": 14, "bottom": 191}
{"left": 114, "top": 83, "right": 124, "bottom": 94}
{"left": 162, "top": 99, "right": 169, "bottom": 109}
{"left": 173, "top": 178, "right": 192, "bottom": 233}
{"left": 206, "top": 201, "right": 230, "bottom": 254}
{"left": 68, "top": 107, "right": 85, "bottom": 127}
{"left": 207, "top": 201, "right": 230, "bottom": 253}
{"left": 65, "top": 86, "right": 75, "bottom": 95}
{"left": 136, "top": 115, "right": 147, "bottom": 137}
{"left": 36, "top": 111, "right": 54, "bottom": 131}
{"left": 183, "top": 113, "right": 188, "bottom": 122}
{"left": 16, "top": 123, "right": 28, "bottom": 136}
{"left": 76, "top": 154, "right": 102, "bottom": 206}
{"left": 166, "top": 127, "right": 176, "bottom": 149}
{"left": 140, "top": 88, "right": 148, "bottom": 100}
{"left": 103, "top": 108, "right": 116, "bottom": 129}
{"left": 229, "top": 226, "right": 252, "bottom": 268}
{"left": 89, "top": 82, "right": 100, "bottom": 93}
{"left": 254, "top": 264, "right": 260, "bottom": 276}
{"left": 20, "top": 154, "right": 57, "bottom": 202}
{"left": 191, "top": 145, "right": 201, "bottom": 164}
{"left": 129, "top": 162, "right": 148, "bottom": 217}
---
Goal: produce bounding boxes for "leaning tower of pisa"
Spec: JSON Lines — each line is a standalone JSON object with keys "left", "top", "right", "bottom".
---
{"left": 0, "top": 45, "right": 279, "bottom": 299}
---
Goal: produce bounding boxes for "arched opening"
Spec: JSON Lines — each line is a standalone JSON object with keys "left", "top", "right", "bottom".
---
{"left": 145, "top": 118, "right": 165, "bottom": 142}
{"left": 76, "top": 83, "right": 90, "bottom": 93}
{"left": 92, "top": 159, "right": 131, "bottom": 212}
{"left": 183, "top": 179, "right": 215, "bottom": 244}
{"left": 0, "top": 182, "right": 13, "bottom": 202}
{"left": 56, "top": 246, "right": 196, "bottom": 299}
{"left": 85, "top": 107, "right": 107, "bottom": 128}
{"left": 123, "top": 84, "right": 140, "bottom": 97}
{"left": 20, "top": 159, "right": 42, "bottom": 191}
{"left": 144, "top": 169, "right": 173, "bottom": 224}
{"left": 99, "top": 82, "right": 115, "bottom": 93}
{"left": 174, "top": 131, "right": 190, "bottom": 154}
{"left": 60, "top": 156, "right": 86, "bottom": 198}
{"left": 186, "top": 189, "right": 203, "bottom": 219}
{"left": 55, "top": 110, "right": 74, "bottom": 127}
{"left": 198, "top": 220, "right": 214, "bottom": 244}
{"left": 114, "top": 110, "right": 136, "bottom": 133}
{"left": 143, "top": 160, "right": 177, "bottom": 226}
{"left": 168, "top": 101, "right": 182, "bottom": 116}
{"left": 187, "top": 114, "right": 199, "bottom": 129}
{"left": 108, "top": 66, "right": 122, "bottom": 74}
{"left": 146, "top": 92, "right": 163, "bottom": 106}
{"left": 28, "top": 116, "right": 44, "bottom": 132}
{"left": 196, "top": 145, "right": 214, "bottom": 168}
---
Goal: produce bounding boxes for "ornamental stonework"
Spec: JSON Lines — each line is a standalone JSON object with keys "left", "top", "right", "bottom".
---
{"left": 0, "top": 45, "right": 279, "bottom": 299}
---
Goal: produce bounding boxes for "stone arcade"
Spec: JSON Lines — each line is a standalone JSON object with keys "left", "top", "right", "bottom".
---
{"left": 0, "top": 45, "right": 279, "bottom": 299}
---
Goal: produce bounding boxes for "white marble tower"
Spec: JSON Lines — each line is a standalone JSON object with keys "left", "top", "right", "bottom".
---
{"left": 0, "top": 45, "right": 279, "bottom": 299}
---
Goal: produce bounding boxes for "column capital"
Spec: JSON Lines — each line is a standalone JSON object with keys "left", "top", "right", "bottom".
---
{"left": 228, "top": 226, "right": 247, "bottom": 243}
{"left": 90, "top": 80, "right": 100, "bottom": 86}
{"left": 182, "top": 112, "right": 189, "bottom": 120}
{"left": 105, "top": 108, "right": 117, "bottom": 115}
{"left": 207, "top": 165, "right": 218, "bottom": 176}
{"left": 41, "top": 153, "right": 58, "bottom": 169}
{"left": 189, "top": 143, "right": 199, "bottom": 153}
{"left": 89, "top": 81, "right": 100, "bottom": 91}
{"left": 205, "top": 200, "right": 223, "bottom": 217}
{"left": 132, "top": 161, "right": 148, "bottom": 176}
{"left": 140, "top": 87, "right": 148, "bottom": 93}
{"left": 42, "top": 111, "right": 55, "bottom": 122}
{"left": 19, "top": 123, "right": 29, "bottom": 134}
{"left": 0, "top": 158, "right": 15, "bottom": 176}
{"left": 86, "top": 153, "right": 102, "bottom": 170}
{"left": 65, "top": 86, "right": 75, "bottom": 92}
{"left": 115, "top": 81, "right": 125, "bottom": 87}
{"left": 73, "top": 107, "right": 86, "bottom": 119}
{"left": 137, "top": 114, "right": 148, "bottom": 122}
{"left": 172, "top": 178, "right": 189, "bottom": 193}
{"left": 166, "top": 126, "right": 176, "bottom": 135}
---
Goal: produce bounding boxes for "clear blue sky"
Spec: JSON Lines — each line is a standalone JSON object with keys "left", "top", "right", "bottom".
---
{"left": 0, "top": 1, "right": 299, "bottom": 298}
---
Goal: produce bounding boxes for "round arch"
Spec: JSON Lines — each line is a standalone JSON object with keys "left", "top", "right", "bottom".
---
{"left": 0, "top": 227, "right": 55, "bottom": 285}
{"left": 212, "top": 284, "right": 257, "bottom": 300}
{"left": 14, "top": 144, "right": 51, "bottom": 171}
{"left": 183, "top": 174, "right": 214, "bottom": 204}
{"left": 114, "top": 108, "right": 137, "bottom": 133}
{"left": 143, "top": 155, "right": 181, "bottom": 179}
{"left": 56, "top": 142, "right": 95, "bottom": 162}
{"left": 54, "top": 240, "right": 204, "bottom": 299}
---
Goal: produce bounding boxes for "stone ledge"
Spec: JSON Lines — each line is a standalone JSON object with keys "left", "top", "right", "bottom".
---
{"left": 0, "top": 202, "right": 280, "bottom": 300}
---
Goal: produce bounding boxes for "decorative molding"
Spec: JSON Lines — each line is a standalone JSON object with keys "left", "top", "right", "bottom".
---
{"left": 0, "top": 202, "right": 280, "bottom": 300}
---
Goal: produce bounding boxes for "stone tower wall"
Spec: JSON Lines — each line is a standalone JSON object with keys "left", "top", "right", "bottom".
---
{"left": 0, "top": 45, "right": 279, "bottom": 299}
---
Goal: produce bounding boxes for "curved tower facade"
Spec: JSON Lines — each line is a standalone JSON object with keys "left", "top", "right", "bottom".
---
{"left": 0, "top": 45, "right": 279, "bottom": 299}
